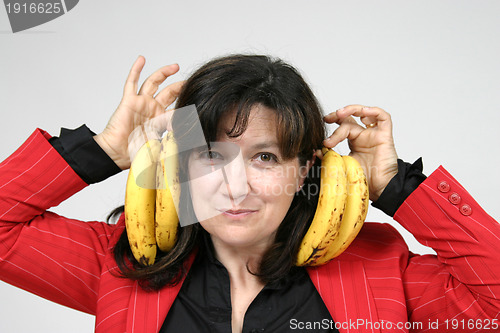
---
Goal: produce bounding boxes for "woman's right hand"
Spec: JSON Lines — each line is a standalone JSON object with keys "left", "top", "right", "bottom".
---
{"left": 94, "top": 56, "right": 184, "bottom": 170}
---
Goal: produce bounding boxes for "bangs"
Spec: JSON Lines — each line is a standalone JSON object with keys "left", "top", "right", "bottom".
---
{"left": 223, "top": 101, "right": 306, "bottom": 162}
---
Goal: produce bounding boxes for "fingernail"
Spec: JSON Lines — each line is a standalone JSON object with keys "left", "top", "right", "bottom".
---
{"left": 337, "top": 107, "right": 344, "bottom": 112}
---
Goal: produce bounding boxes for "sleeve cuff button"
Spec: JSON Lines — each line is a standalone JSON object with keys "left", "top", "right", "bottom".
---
{"left": 438, "top": 181, "right": 450, "bottom": 193}
{"left": 449, "top": 192, "right": 461, "bottom": 205}
{"left": 459, "top": 204, "right": 472, "bottom": 216}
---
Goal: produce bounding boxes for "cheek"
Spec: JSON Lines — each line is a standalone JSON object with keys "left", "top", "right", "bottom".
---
{"left": 188, "top": 156, "right": 229, "bottom": 197}
{"left": 188, "top": 172, "right": 220, "bottom": 198}
{"left": 249, "top": 167, "right": 300, "bottom": 199}
{"left": 187, "top": 163, "right": 224, "bottom": 221}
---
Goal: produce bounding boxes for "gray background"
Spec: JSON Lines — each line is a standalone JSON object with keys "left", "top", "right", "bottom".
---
{"left": 1, "top": 1, "right": 499, "bottom": 331}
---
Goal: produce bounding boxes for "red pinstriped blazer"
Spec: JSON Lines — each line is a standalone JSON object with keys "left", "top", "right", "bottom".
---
{"left": 1, "top": 129, "right": 499, "bottom": 333}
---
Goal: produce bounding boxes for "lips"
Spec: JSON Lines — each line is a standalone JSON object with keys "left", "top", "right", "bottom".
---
{"left": 218, "top": 208, "right": 257, "bottom": 219}
{"left": 224, "top": 209, "right": 256, "bottom": 214}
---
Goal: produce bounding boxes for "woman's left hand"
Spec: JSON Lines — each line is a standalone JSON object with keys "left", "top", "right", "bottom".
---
{"left": 321, "top": 105, "right": 399, "bottom": 202}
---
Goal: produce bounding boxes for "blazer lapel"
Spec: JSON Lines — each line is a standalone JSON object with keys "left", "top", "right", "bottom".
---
{"left": 307, "top": 260, "right": 380, "bottom": 333}
{"left": 126, "top": 251, "right": 198, "bottom": 333}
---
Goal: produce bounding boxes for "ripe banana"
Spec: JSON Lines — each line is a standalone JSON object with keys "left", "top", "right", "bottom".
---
{"left": 312, "top": 155, "right": 369, "bottom": 265}
{"left": 155, "top": 131, "right": 180, "bottom": 252}
{"left": 296, "top": 149, "right": 347, "bottom": 266}
{"left": 124, "top": 139, "right": 161, "bottom": 266}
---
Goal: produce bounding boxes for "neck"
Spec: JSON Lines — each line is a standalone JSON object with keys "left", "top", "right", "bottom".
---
{"left": 209, "top": 236, "right": 268, "bottom": 287}
{"left": 208, "top": 237, "right": 270, "bottom": 333}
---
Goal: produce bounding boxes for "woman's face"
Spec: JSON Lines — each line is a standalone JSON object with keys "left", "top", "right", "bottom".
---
{"left": 188, "top": 105, "right": 308, "bottom": 251}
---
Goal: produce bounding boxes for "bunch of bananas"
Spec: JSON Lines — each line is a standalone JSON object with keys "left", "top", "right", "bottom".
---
{"left": 124, "top": 137, "right": 369, "bottom": 267}
{"left": 124, "top": 133, "right": 180, "bottom": 266}
{"left": 296, "top": 148, "right": 369, "bottom": 266}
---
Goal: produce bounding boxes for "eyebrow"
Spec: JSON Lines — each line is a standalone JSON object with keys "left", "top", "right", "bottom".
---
{"left": 250, "top": 141, "right": 279, "bottom": 150}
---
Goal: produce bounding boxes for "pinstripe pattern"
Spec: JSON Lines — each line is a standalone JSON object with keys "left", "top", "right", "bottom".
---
{"left": 1, "top": 129, "right": 499, "bottom": 332}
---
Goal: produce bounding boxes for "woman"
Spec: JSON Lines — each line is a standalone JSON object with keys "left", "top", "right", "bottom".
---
{"left": 0, "top": 54, "right": 499, "bottom": 333}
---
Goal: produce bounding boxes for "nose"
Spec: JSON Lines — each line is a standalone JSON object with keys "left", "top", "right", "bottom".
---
{"left": 220, "top": 151, "right": 249, "bottom": 205}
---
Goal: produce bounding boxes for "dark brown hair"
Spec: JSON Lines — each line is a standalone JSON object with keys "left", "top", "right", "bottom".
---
{"left": 113, "top": 54, "right": 326, "bottom": 290}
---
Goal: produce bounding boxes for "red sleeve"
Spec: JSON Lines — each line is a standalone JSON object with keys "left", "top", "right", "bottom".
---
{"left": 0, "top": 129, "right": 120, "bottom": 315}
{"left": 395, "top": 166, "right": 500, "bottom": 332}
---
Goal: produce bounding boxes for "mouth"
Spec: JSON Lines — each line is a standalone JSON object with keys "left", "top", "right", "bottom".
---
{"left": 218, "top": 208, "right": 257, "bottom": 219}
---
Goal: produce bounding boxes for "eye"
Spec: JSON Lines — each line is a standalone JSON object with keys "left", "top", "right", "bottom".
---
{"left": 256, "top": 152, "right": 278, "bottom": 163}
{"left": 199, "top": 150, "right": 224, "bottom": 161}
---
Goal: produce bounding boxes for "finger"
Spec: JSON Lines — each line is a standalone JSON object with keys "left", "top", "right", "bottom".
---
{"left": 150, "top": 109, "right": 175, "bottom": 133}
{"left": 323, "top": 117, "right": 364, "bottom": 148}
{"left": 315, "top": 149, "right": 324, "bottom": 160}
{"left": 155, "top": 80, "right": 185, "bottom": 109}
{"left": 357, "top": 106, "right": 392, "bottom": 130}
{"left": 127, "top": 112, "right": 173, "bottom": 162}
{"left": 323, "top": 108, "right": 359, "bottom": 125}
{"left": 323, "top": 106, "right": 376, "bottom": 125}
{"left": 124, "top": 56, "right": 146, "bottom": 96}
{"left": 323, "top": 108, "right": 343, "bottom": 124}
{"left": 338, "top": 105, "right": 392, "bottom": 130}
{"left": 138, "top": 64, "right": 180, "bottom": 97}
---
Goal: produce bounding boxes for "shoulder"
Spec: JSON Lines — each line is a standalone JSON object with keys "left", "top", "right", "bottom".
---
{"left": 307, "top": 222, "right": 411, "bottom": 282}
{"left": 335, "top": 222, "right": 410, "bottom": 262}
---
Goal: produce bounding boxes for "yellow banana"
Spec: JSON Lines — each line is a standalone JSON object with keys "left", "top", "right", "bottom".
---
{"left": 124, "top": 139, "right": 161, "bottom": 266}
{"left": 155, "top": 132, "right": 180, "bottom": 252}
{"left": 313, "top": 155, "right": 369, "bottom": 265}
{"left": 296, "top": 149, "right": 347, "bottom": 266}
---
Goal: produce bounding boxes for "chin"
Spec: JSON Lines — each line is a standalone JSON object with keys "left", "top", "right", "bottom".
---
{"left": 202, "top": 222, "right": 271, "bottom": 249}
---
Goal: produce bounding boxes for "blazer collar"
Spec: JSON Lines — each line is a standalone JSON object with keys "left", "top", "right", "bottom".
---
{"left": 125, "top": 250, "right": 198, "bottom": 333}
{"left": 307, "top": 260, "right": 381, "bottom": 333}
